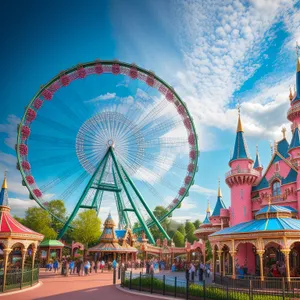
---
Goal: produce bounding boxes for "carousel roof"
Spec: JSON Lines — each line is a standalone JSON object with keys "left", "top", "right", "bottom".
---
{"left": 211, "top": 215, "right": 300, "bottom": 237}
{"left": 88, "top": 214, "right": 137, "bottom": 253}
{"left": 39, "top": 240, "right": 64, "bottom": 247}
{"left": 0, "top": 174, "right": 43, "bottom": 240}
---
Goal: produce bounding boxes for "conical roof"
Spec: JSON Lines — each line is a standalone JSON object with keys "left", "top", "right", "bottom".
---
{"left": 211, "top": 182, "right": 226, "bottom": 217}
{"left": 0, "top": 174, "right": 43, "bottom": 240}
{"left": 253, "top": 146, "right": 263, "bottom": 169}
{"left": 88, "top": 214, "right": 137, "bottom": 253}
{"left": 230, "top": 113, "right": 251, "bottom": 162}
{"left": 289, "top": 127, "right": 300, "bottom": 151}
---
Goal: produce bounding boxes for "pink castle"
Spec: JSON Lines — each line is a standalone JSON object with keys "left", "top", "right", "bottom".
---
{"left": 195, "top": 56, "right": 300, "bottom": 281}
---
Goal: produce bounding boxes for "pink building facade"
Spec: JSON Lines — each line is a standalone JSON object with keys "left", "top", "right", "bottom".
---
{"left": 195, "top": 56, "right": 300, "bottom": 280}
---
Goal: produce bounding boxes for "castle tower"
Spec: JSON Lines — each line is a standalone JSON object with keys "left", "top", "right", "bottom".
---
{"left": 287, "top": 51, "right": 300, "bottom": 216}
{"left": 226, "top": 110, "right": 259, "bottom": 226}
{"left": 253, "top": 145, "right": 263, "bottom": 177}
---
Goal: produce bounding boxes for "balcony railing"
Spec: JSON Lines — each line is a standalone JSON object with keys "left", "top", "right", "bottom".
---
{"left": 287, "top": 101, "right": 300, "bottom": 118}
{"left": 226, "top": 168, "right": 260, "bottom": 178}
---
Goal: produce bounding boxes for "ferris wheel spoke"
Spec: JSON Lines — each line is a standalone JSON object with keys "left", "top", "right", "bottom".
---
{"left": 35, "top": 115, "right": 77, "bottom": 135}
{"left": 143, "top": 137, "right": 187, "bottom": 148}
{"left": 136, "top": 99, "right": 170, "bottom": 129}
{"left": 58, "top": 170, "right": 90, "bottom": 201}
{"left": 141, "top": 118, "right": 182, "bottom": 140}
{"left": 30, "top": 153, "right": 76, "bottom": 168}
{"left": 30, "top": 134, "right": 75, "bottom": 148}
{"left": 52, "top": 96, "right": 85, "bottom": 126}
{"left": 40, "top": 165, "right": 82, "bottom": 193}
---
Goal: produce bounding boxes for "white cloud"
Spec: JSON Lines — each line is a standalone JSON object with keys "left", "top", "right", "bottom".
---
{"left": 85, "top": 92, "right": 116, "bottom": 103}
{"left": 9, "top": 198, "right": 37, "bottom": 217}
{"left": 190, "top": 184, "right": 217, "bottom": 196}
{"left": 0, "top": 114, "right": 20, "bottom": 149}
{"left": 172, "top": 0, "right": 297, "bottom": 149}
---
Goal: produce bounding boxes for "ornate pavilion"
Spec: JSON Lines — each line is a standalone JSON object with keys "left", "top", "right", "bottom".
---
{"left": 88, "top": 213, "right": 137, "bottom": 262}
{"left": 0, "top": 173, "right": 44, "bottom": 291}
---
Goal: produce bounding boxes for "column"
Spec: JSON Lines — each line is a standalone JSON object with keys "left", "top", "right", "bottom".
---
{"left": 222, "top": 251, "right": 226, "bottom": 276}
{"left": 47, "top": 247, "right": 50, "bottom": 263}
{"left": 257, "top": 250, "right": 264, "bottom": 281}
{"left": 21, "top": 248, "right": 27, "bottom": 288}
{"left": 203, "top": 248, "right": 206, "bottom": 265}
{"left": 230, "top": 251, "right": 236, "bottom": 279}
{"left": 113, "top": 252, "right": 116, "bottom": 260}
{"left": 282, "top": 249, "right": 291, "bottom": 282}
{"left": 32, "top": 249, "right": 37, "bottom": 285}
{"left": 217, "top": 250, "right": 223, "bottom": 275}
{"left": 212, "top": 250, "right": 215, "bottom": 280}
{"left": 125, "top": 252, "right": 128, "bottom": 263}
{"left": 2, "top": 248, "right": 12, "bottom": 291}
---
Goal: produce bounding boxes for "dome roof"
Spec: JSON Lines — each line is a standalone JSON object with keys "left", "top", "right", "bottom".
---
{"left": 255, "top": 205, "right": 293, "bottom": 217}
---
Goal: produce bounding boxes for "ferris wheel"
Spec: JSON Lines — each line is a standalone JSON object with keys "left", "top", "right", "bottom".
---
{"left": 16, "top": 60, "right": 198, "bottom": 243}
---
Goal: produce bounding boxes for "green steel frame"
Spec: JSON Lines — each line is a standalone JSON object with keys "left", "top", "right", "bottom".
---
{"left": 58, "top": 147, "right": 171, "bottom": 243}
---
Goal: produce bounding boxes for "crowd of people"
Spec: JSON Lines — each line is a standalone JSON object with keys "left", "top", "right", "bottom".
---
{"left": 45, "top": 258, "right": 109, "bottom": 276}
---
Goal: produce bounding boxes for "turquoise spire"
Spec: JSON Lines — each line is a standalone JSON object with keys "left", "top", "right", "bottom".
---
{"left": 202, "top": 199, "right": 211, "bottom": 224}
{"left": 253, "top": 145, "right": 263, "bottom": 169}
{"left": 289, "top": 126, "right": 300, "bottom": 151}
{"left": 0, "top": 172, "right": 8, "bottom": 206}
{"left": 230, "top": 109, "right": 251, "bottom": 162}
{"left": 211, "top": 179, "right": 226, "bottom": 217}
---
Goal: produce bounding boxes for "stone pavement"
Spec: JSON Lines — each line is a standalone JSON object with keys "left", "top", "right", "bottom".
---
{"left": 3, "top": 270, "right": 153, "bottom": 300}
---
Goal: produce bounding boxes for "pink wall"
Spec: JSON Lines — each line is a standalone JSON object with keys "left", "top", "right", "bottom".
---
{"left": 230, "top": 184, "right": 252, "bottom": 226}
{"left": 236, "top": 243, "right": 256, "bottom": 275}
{"left": 230, "top": 160, "right": 252, "bottom": 170}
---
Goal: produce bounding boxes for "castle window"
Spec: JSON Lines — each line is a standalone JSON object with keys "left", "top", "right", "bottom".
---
{"left": 241, "top": 189, "right": 244, "bottom": 200}
{"left": 272, "top": 181, "right": 281, "bottom": 196}
{"left": 275, "top": 162, "right": 280, "bottom": 172}
{"left": 244, "top": 206, "right": 246, "bottom": 216}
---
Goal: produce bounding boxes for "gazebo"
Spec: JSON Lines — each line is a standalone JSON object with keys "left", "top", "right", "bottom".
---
{"left": 0, "top": 173, "right": 44, "bottom": 292}
{"left": 38, "top": 240, "right": 64, "bottom": 266}
{"left": 88, "top": 214, "right": 137, "bottom": 263}
{"left": 209, "top": 204, "right": 300, "bottom": 281}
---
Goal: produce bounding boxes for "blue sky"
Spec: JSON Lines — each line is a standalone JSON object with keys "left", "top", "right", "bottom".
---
{"left": 0, "top": 0, "right": 300, "bottom": 224}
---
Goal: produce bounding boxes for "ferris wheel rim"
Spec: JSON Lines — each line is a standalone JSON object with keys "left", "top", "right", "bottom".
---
{"left": 16, "top": 59, "right": 199, "bottom": 227}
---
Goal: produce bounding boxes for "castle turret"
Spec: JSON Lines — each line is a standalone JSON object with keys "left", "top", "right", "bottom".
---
{"left": 287, "top": 50, "right": 300, "bottom": 217}
{"left": 226, "top": 110, "right": 259, "bottom": 226}
{"left": 253, "top": 145, "right": 263, "bottom": 176}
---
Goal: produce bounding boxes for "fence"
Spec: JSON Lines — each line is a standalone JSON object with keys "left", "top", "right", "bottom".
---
{"left": 121, "top": 271, "right": 300, "bottom": 300}
{"left": 0, "top": 268, "right": 39, "bottom": 292}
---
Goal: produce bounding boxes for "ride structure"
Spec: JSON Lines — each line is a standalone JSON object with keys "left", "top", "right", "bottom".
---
{"left": 16, "top": 60, "right": 199, "bottom": 243}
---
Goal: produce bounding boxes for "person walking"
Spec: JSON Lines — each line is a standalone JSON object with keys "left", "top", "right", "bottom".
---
{"left": 69, "top": 260, "right": 75, "bottom": 275}
{"left": 189, "top": 263, "right": 195, "bottom": 282}
{"left": 76, "top": 260, "right": 82, "bottom": 276}
{"left": 199, "top": 262, "right": 204, "bottom": 281}
{"left": 84, "top": 260, "right": 90, "bottom": 276}
{"left": 95, "top": 260, "right": 100, "bottom": 273}
{"left": 53, "top": 259, "right": 59, "bottom": 273}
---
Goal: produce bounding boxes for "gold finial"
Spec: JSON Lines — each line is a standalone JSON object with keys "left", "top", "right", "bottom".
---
{"left": 218, "top": 177, "right": 222, "bottom": 198}
{"left": 2, "top": 171, "right": 7, "bottom": 189}
{"left": 274, "top": 140, "right": 277, "bottom": 152}
{"left": 289, "top": 86, "right": 294, "bottom": 101}
{"left": 236, "top": 103, "right": 243, "bottom": 132}
{"left": 281, "top": 127, "right": 286, "bottom": 139}
{"left": 270, "top": 142, "right": 273, "bottom": 156}
{"left": 267, "top": 194, "right": 272, "bottom": 206}
{"left": 206, "top": 199, "right": 211, "bottom": 213}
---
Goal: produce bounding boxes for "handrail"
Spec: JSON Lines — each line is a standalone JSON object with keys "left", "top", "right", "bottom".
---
{"left": 226, "top": 168, "right": 259, "bottom": 178}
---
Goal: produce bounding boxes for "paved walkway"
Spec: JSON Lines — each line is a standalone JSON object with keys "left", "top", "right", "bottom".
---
{"left": 3, "top": 270, "right": 153, "bottom": 300}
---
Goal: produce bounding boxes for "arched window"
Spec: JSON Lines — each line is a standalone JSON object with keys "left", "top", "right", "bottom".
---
{"left": 272, "top": 181, "right": 281, "bottom": 196}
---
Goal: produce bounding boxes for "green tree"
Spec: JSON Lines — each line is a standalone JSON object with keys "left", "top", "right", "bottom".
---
{"left": 206, "top": 240, "right": 213, "bottom": 262}
{"left": 193, "top": 219, "right": 201, "bottom": 229}
{"left": 173, "top": 230, "right": 185, "bottom": 247}
{"left": 185, "top": 221, "right": 197, "bottom": 243}
{"left": 13, "top": 215, "right": 25, "bottom": 225}
{"left": 47, "top": 200, "right": 66, "bottom": 232}
{"left": 177, "top": 224, "right": 186, "bottom": 236}
{"left": 71, "top": 210, "right": 101, "bottom": 247}
{"left": 23, "top": 207, "right": 57, "bottom": 240}
{"left": 150, "top": 206, "right": 171, "bottom": 242}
